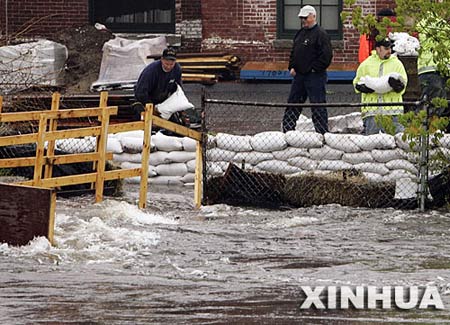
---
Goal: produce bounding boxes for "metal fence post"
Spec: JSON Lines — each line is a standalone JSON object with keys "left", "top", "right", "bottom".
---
{"left": 418, "top": 100, "right": 430, "bottom": 211}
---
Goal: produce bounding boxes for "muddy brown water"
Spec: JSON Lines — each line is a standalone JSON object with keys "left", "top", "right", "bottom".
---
{"left": 1, "top": 184, "right": 450, "bottom": 324}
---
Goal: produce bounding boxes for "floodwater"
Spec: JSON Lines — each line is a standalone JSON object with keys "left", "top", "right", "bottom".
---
{"left": 2, "top": 184, "right": 450, "bottom": 324}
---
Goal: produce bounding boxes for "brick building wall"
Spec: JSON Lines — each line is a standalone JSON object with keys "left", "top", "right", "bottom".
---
{"left": 0, "top": 0, "right": 396, "bottom": 66}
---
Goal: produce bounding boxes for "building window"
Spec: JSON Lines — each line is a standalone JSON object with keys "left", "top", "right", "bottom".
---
{"left": 89, "top": 0, "right": 175, "bottom": 33}
{"left": 278, "top": 0, "right": 342, "bottom": 40}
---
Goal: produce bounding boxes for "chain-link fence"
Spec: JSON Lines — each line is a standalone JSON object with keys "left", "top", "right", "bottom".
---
{"left": 202, "top": 97, "right": 450, "bottom": 210}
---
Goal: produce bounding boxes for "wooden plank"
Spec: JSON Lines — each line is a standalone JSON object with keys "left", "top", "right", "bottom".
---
{"left": 0, "top": 183, "right": 55, "bottom": 246}
{"left": 139, "top": 104, "right": 153, "bottom": 209}
{"left": 194, "top": 140, "right": 202, "bottom": 209}
{"left": 0, "top": 106, "right": 118, "bottom": 122}
{"left": 95, "top": 103, "right": 110, "bottom": 203}
{"left": 104, "top": 168, "right": 141, "bottom": 180}
{"left": 108, "top": 121, "right": 145, "bottom": 134}
{"left": 44, "top": 92, "right": 60, "bottom": 179}
{"left": 0, "top": 96, "right": 3, "bottom": 113}
{"left": 0, "top": 157, "right": 36, "bottom": 168}
{"left": 92, "top": 92, "right": 109, "bottom": 189}
{"left": 0, "top": 152, "right": 112, "bottom": 168}
{"left": 152, "top": 116, "right": 202, "bottom": 141}
{"left": 0, "top": 133, "right": 38, "bottom": 146}
{"left": 182, "top": 73, "right": 217, "bottom": 79}
{"left": 33, "top": 115, "right": 48, "bottom": 186}
{"left": 45, "top": 126, "right": 102, "bottom": 141}
{"left": 17, "top": 173, "right": 97, "bottom": 187}
{"left": 48, "top": 192, "right": 57, "bottom": 246}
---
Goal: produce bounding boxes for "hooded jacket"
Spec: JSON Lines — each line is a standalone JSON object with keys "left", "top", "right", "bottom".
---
{"left": 353, "top": 51, "right": 408, "bottom": 118}
{"left": 288, "top": 24, "right": 333, "bottom": 74}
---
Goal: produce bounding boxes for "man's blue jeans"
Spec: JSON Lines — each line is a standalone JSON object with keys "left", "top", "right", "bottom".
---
{"left": 283, "top": 71, "right": 328, "bottom": 134}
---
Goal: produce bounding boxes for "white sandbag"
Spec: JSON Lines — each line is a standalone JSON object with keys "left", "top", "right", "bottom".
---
{"left": 372, "top": 149, "right": 406, "bottom": 163}
{"left": 149, "top": 151, "right": 169, "bottom": 166}
{"left": 216, "top": 133, "right": 253, "bottom": 152}
{"left": 182, "top": 137, "right": 197, "bottom": 152}
{"left": 329, "top": 112, "right": 364, "bottom": 133}
{"left": 186, "top": 159, "right": 197, "bottom": 173}
{"left": 273, "top": 147, "right": 310, "bottom": 160}
{"left": 354, "top": 162, "right": 390, "bottom": 175}
{"left": 233, "top": 152, "right": 273, "bottom": 165}
{"left": 309, "top": 145, "right": 344, "bottom": 160}
{"left": 384, "top": 169, "right": 416, "bottom": 181}
{"left": 352, "top": 133, "right": 396, "bottom": 151}
{"left": 395, "top": 178, "right": 418, "bottom": 199}
{"left": 155, "top": 84, "right": 194, "bottom": 120}
{"left": 363, "top": 172, "right": 384, "bottom": 182}
{"left": 438, "top": 134, "right": 450, "bottom": 149}
{"left": 56, "top": 137, "right": 96, "bottom": 153}
{"left": 395, "top": 133, "right": 419, "bottom": 152}
{"left": 317, "top": 160, "right": 353, "bottom": 171}
{"left": 106, "top": 137, "right": 123, "bottom": 154}
{"left": 255, "top": 160, "right": 301, "bottom": 174}
{"left": 342, "top": 152, "right": 374, "bottom": 164}
{"left": 120, "top": 136, "right": 144, "bottom": 153}
{"left": 115, "top": 130, "right": 144, "bottom": 140}
{"left": 149, "top": 176, "right": 184, "bottom": 186}
{"left": 152, "top": 132, "right": 183, "bottom": 151}
{"left": 250, "top": 132, "right": 287, "bottom": 152}
{"left": 166, "top": 151, "right": 196, "bottom": 163}
{"left": 287, "top": 156, "right": 318, "bottom": 170}
{"left": 385, "top": 159, "right": 418, "bottom": 175}
{"left": 206, "top": 135, "right": 217, "bottom": 149}
{"left": 113, "top": 152, "right": 142, "bottom": 163}
{"left": 124, "top": 176, "right": 142, "bottom": 184}
{"left": 206, "top": 148, "right": 236, "bottom": 162}
{"left": 181, "top": 173, "right": 196, "bottom": 183}
{"left": 120, "top": 161, "right": 157, "bottom": 177}
{"left": 324, "top": 133, "right": 360, "bottom": 153}
{"left": 155, "top": 163, "right": 188, "bottom": 176}
{"left": 285, "top": 131, "right": 323, "bottom": 148}
{"left": 206, "top": 162, "right": 225, "bottom": 176}
{"left": 358, "top": 73, "right": 404, "bottom": 94}
{"left": 295, "top": 114, "right": 315, "bottom": 132}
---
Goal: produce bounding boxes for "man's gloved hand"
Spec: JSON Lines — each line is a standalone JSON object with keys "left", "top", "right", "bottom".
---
{"left": 388, "top": 77, "right": 405, "bottom": 92}
{"left": 355, "top": 83, "right": 375, "bottom": 94}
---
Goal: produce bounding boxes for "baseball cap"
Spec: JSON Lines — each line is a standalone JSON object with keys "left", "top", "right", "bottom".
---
{"left": 162, "top": 47, "right": 177, "bottom": 60}
{"left": 375, "top": 38, "right": 392, "bottom": 48}
{"left": 298, "top": 5, "right": 316, "bottom": 18}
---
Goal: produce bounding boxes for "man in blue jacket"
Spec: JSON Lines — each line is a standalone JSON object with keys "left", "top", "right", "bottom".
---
{"left": 133, "top": 47, "right": 182, "bottom": 120}
{"left": 282, "top": 5, "right": 333, "bottom": 134}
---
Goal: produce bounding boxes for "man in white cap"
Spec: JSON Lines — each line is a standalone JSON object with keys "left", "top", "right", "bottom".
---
{"left": 282, "top": 5, "right": 333, "bottom": 134}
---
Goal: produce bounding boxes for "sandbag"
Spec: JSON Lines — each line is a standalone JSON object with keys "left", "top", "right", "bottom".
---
{"left": 182, "top": 137, "right": 197, "bottom": 152}
{"left": 120, "top": 161, "right": 157, "bottom": 177}
{"left": 166, "top": 151, "right": 196, "bottom": 163}
{"left": 371, "top": 149, "right": 406, "bottom": 163}
{"left": 273, "top": 147, "right": 310, "bottom": 160}
{"left": 152, "top": 131, "right": 183, "bottom": 151}
{"left": 285, "top": 131, "right": 323, "bottom": 148}
{"left": 155, "top": 163, "right": 188, "bottom": 176}
{"left": 120, "top": 136, "right": 144, "bottom": 153}
{"left": 250, "top": 132, "right": 287, "bottom": 152}
{"left": 354, "top": 162, "right": 390, "bottom": 175}
{"left": 317, "top": 160, "right": 353, "bottom": 171}
{"left": 149, "top": 176, "right": 184, "bottom": 186}
{"left": 149, "top": 151, "right": 169, "bottom": 166}
{"left": 186, "top": 159, "right": 197, "bottom": 173}
{"left": 113, "top": 152, "right": 142, "bottom": 163}
{"left": 386, "top": 159, "right": 418, "bottom": 175}
{"left": 309, "top": 145, "right": 344, "bottom": 160}
{"left": 181, "top": 173, "right": 195, "bottom": 183}
{"left": 233, "top": 152, "right": 273, "bottom": 165}
{"left": 352, "top": 133, "right": 396, "bottom": 151}
{"left": 206, "top": 148, "right": 236, "bottom": 162}
{"left": 56, "top": 137, "right": 96, "bottom": 153}
{"left": 342, "top": 152, "right": 374, "bottom": 164}
{"left": 106, "top": 137, "right": 123, "bottom": 154}
{"left": 255, "top": 160, "right": 301, "bottom": 174}
{"left": 156, "top": 84, "right": 194, "bottom": 120}
{"left": 287, "top": 156, "right": 318, "bottom": 170}
{"left": 216, "top": 133, "right": 253, "bottom": 152}
{"left": 324, "top": 133, "right": 360, "bottom": 153}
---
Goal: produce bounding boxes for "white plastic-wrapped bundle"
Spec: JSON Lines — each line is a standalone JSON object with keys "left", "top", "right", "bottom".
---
{"left": 342, "top": 152, "right": 374, "bottom": 164}
{"left": 354, "top": 162, "right": 390, "bottom": 175}
{"left": 113, "top": 152, "right": 142, "bottom": 163}
{"left": 206, "top": 148, "right": 236, "bottom": 162}
{"left": 352, "top": 133, "right": 396, "bottom": 151}
{"left": 255, "top": 160, "right": 301, "bottom": 174}
{"left": 106, "top": 137, "right": 123, "bottom": 154}
{"left": 155, "top": 163, "right": 188, "bottom": 176}
{"left": 385, "top": 159, "right": 418, "bottom": 175}
{"left": 56, "top": 137, "right": 96, "bottom": 153}
{"left": 216, "top": 133, "right": 253, "bottom": 152}
{"left": 149, "top": 176, "right": 184, "bottom": 186}
{"left": 287, "top": 156, "right": 318, "bottom": 170}
{"left": 250, "top": 131, "right": 287, "bottom": 152}
{"left": 285, "top": 131, "right": 324, "bottom": 148}
{"left": 233, "top": 152, "right": 273, "bottom": 165}
{"left": 149, "top": 151, "right": 169, "bottom": 166}
{"left": 182, "top": 137, "right": 197, "bottom": 152}
{"left": 273, "top": 147, "right": 310, "bottom": 160}
{"left": 165, "top": 151, "right": 196, "bottom": 163}
{"left": 309, "top": 145, "right": 344, "bottom": 160}
{"left": 324, "top": 133, "right": 360, "bottom": 153}
{"left": 152, "top": 132, "right": 183, "bottom": 151}
{"left": 317, "top": 160, "right": 353, "bottom": 171}
{"left": 371, "top": 149, "right": 406, "bottom": 163}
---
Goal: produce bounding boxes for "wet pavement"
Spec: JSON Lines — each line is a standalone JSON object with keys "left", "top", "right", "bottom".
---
{"left": 1, "top": 184, "right": 450, "bottom": 324}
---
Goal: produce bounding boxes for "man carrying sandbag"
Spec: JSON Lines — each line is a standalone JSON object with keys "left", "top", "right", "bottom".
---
{"left": 133, "top": 47, "right": 193, "bottom": 127}
{"left": 354, "top": 38, "right": 408, "bottom": 135}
